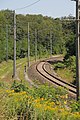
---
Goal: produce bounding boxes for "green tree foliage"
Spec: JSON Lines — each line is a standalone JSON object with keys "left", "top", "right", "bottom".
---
{"left": 0, "top": 10, "right": 75, "bottom": 62}
{"left": 61, "top": 16, "right": 76, "bottom": 59}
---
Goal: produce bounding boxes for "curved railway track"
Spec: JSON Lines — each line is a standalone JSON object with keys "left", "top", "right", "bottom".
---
{"left": 36, "top": 59, "right": 76, "bottom": 97}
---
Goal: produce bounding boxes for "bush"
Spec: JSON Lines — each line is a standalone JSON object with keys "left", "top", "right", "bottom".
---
{"left": 11, "top": 81, "right": 28, "bottom": 92}
{"left": 70, "top": 99, "right": 80, "bottom": 112}
{"left": 54, "top": 62, "right": 65, "bottom": 70}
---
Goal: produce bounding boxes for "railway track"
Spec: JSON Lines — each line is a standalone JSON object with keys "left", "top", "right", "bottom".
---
{"left": 36, "top": 58, "right": 76, "bottom": 97}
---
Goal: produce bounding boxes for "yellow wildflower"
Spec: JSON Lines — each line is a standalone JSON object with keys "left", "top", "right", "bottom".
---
{"left": 48, "top": 102, "right": 55, "bottom": 106}
{"left": 64, "top": 101, "right": 67, "bottom": 105}
{"left": 34, "top": 98, "right": 41, "bottom": 103}
{"left": 65, "top": 94, "right": 68, "bottom": 99}
{"left": 20, "top": 91, "right": 27, "bottom": 95}
{"left": 35, "top": 103, "right": 42, "bottom": 108}
{"left": 40, "top": 98, "right": 44, "bottom": 101}
{"left": 44, "top": 106, "right": 55, "bottom": 111}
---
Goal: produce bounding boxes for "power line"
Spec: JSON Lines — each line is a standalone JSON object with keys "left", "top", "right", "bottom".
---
{"left": 15, "top": 0, "right": 41, "bottom": 11}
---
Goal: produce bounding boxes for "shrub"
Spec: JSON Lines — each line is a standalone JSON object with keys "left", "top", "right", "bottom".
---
{"left": 11, "top": 81, "right": 28, "bottom": 92}
{"left": 54, "top": 62, "right": 65, "bottom": 70}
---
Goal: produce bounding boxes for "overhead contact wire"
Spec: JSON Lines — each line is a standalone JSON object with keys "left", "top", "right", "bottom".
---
{"left": 15, "top": 0, "right": 41, "bottom": 10}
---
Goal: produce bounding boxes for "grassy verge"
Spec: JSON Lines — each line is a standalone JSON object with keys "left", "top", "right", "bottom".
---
{"left": 0, "top": 58, "right": 27, "bottom": 83}
{"left": 52, "top": 59, "right": 75, "bottom": 84}
{"left": 0, "top": 55, "right": 50, "bottom": 83}
{"left": 55, "top": 67, "right": 74, "bottom": 83}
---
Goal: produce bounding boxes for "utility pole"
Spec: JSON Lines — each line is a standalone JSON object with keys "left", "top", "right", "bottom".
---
{"left": 6, "top": 24, "right": 8, "bottom": 62}
{"left": 72, "top": 0, "right": 80, "bottom": 100}
{"left": 76, "top": 0, "right": 80, "bottom": 100}
{"left": 13, "top": 10, "right": 17, "bottom": 78}
{"left": 50, "top": 31, "right": 52, "bottom": 57}
{"left": 28, "top": 22, "right": 30, "bottom": 67}
{"left": 35, "top": 29, "right": 37, "bottom": 62}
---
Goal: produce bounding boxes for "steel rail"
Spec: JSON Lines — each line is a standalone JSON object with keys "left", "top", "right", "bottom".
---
{"left": 36, "top": 60, "right": 76, "bottom": 96}
{"left": 43, "top": 62, "right": 76, "bottom": 89}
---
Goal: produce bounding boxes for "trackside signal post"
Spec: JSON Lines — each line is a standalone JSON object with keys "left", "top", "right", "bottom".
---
{"left": 72, "top": 0, "right": 80, "bottom": 100}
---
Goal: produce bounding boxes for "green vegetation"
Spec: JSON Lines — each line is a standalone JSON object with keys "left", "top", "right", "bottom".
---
{"left": 0, "top": 55, "right": 79, "bottom": 120}
{"left": 0, "top": 57, "right": 28, "bottom": 84}
{"left": 0, "top": 9, "right": 79, "bottom": 120}
{"left": 53, "top": 56, "right": 76, "bottom": 84}
{"left": 0, "top": 10, "right": 75, "bottom": 62}
{"left": 0, "top": 81, "right": 80, "bottom": 120}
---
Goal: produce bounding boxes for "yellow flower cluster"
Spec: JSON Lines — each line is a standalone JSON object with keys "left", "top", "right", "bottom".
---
{"left": 35, "top": 103, "right": 42, "bottom": 108}
{"left": 6, "top": 89, "right": 14, "bottom": 93}
{"left": 2, "top": 89, "right": 80, "bottom": 119}
{"left": 34, "top": 98, "right": 41, "bottom": 103}
{"left": 60, "top": 94, "right": 68, "bottom": 99}
{"left": 44, "top": 106, "right": 55, "bottom": 111}
{"left": 33, "top": 97, "right": 56, "bottom": 112}
{"left": 6, "top": 90, "right": 26, "bottom": 95}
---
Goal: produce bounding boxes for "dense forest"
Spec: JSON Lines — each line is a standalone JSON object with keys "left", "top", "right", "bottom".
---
{"left": 0, "top": 9, "right": 76, "bottom": 62}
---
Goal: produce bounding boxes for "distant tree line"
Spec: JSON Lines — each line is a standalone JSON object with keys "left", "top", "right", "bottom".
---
{"left": 0, "top": 9, "right": 76, "bottom": 62}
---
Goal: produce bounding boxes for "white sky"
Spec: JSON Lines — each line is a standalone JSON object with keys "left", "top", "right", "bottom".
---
{"left": 0, "top": 0, "right": 76, "bottom": 18}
